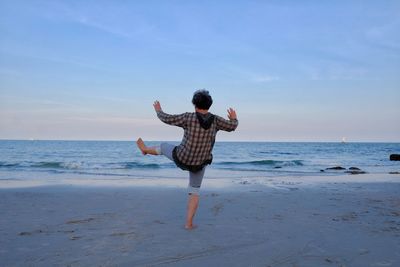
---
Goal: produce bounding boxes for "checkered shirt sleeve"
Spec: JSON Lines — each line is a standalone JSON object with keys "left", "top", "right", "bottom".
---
{"left": 215, "top": 115, "right": 238, "bottom": 132}
{"left": 156, "top": 111, "right": 188, "bottom": 128}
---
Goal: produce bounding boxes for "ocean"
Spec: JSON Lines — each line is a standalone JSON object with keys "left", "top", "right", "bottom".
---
{"left": 0, "top": 140, "right": 399, "bottom": 186}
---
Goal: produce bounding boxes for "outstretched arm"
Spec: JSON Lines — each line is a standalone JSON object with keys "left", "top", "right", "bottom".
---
{"left": 154, "top": 100, "right": 187, "bottom": 128}
{"left": 216, "top": 107, "right": 238, "bottom": 132}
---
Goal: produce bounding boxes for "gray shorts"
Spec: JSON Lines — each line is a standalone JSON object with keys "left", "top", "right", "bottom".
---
{"left": 158, "top": 143, "right": 205, "bottom": 195}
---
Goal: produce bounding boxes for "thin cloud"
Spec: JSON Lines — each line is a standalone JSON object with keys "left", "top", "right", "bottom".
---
{"left": 0, "top": 68, "right": 21, "bottom": 77}
{"left": 0, "top": 48, "right": 119, "bottom": 73}
{"left": 66, "top": 116, "right": 158, "bottom": 126}
{"left": 76, "top": 16, "right": 132, "bottom": 39}
{"left": 74, "top": 15, "right": 155, "bottom": 40}
{"left": 299, "top": 62, "right": 369, "bottom": 81}
{"left": 223, "top": 65, "right": 280, "bottom": 83}
{"left": 27, "top": 1, "right": 156, "bottom": 42}
{"left": 365, "top": 18, "right": 400, "bottom": 51}
{"left": 251, "top": 74, "right": 280, "bottom": 82}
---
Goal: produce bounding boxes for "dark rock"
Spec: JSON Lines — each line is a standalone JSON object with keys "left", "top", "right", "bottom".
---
{"left": 274, "top": 166, "right": 282, "bottom": 169}
{"left": 326, "top": 166, "right": 346, "bottom": 170}
{"left": 345, "top": 170, "right": 367, "bottom": 175}
{"left": 389, "top": 172, "right": 400, "bottom": 175}
{"left": 349, "top": 167, "right": 361, "bottom": 170}
{"left": 19, "top": 232, "right": 32, "bottom": 236}
{"left": 390, "top": 154, "right": 400, "bottom": 161}
{"left": 320, "top": 169, "right": 325, "bottom": 172}
{"left": 18, "top": 229, "right": 43, "bottom": 236}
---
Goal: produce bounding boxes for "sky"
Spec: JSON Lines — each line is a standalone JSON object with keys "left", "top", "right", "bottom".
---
{"left": 0, "top": 0, "right": 399, "bottom": 142}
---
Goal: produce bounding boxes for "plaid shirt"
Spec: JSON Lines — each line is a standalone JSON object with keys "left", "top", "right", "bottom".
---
{"left": 157, "top": 110, "right": 238, "bottom": 167}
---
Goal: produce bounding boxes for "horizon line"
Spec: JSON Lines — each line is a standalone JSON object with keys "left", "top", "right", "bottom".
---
{"left": 1, "top": 138, "right": 399, "bottom": 144}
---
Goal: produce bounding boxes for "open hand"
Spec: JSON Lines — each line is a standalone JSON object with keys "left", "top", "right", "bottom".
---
{"left": 227, "top": 108, "right": 237, "bottom": 120}
{"left": 153, "top": 101, "right": 162, "bottom": 112}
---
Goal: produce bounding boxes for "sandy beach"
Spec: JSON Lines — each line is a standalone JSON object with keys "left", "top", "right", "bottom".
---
{"left": 1, "top": 174, "right": 400, "bottom": 267}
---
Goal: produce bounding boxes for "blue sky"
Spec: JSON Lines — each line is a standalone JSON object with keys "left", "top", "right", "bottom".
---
{"left": 0, "top": 0, "right": 399, "bottom": 141}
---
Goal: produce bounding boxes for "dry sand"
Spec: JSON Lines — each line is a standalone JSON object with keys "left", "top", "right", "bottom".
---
{"left": 1, "top": 174, "right": 400, "bottom": 266}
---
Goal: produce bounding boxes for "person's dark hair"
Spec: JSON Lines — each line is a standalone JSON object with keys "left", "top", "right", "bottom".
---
{"left": 192, "top": 89, "right": 213, "bottom": 110}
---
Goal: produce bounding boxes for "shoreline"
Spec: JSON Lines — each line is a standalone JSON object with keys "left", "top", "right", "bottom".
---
{"left": 0, "top": 172, "right": 399, "bottom": 190}
{"left": 1, "top": 175, "right": 400, "bottom": 266}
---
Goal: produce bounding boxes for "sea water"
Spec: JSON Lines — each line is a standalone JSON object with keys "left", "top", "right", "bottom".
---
{"left": 0, "top": 140, "right": 399, "bottom": 186}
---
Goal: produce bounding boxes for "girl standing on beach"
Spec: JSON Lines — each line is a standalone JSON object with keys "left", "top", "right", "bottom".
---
{"left": 136, "top": 90, "right": 238, "bottom": 229}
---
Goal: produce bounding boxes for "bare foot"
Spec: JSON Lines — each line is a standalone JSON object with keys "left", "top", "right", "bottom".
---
{"left": 136, "top": 138, "right": 147, "bottom": 155}
{"left": 184, "top": 224, "right": 197, "bottom": 230}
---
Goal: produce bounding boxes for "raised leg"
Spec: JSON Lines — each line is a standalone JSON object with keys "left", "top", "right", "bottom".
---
{"left": 136, "top": 138, "right": 160, "bottom": 155}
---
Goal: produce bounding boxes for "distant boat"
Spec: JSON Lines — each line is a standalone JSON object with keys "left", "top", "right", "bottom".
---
{"left": 341, "top": 137, "right": 346, "bottom": 143}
